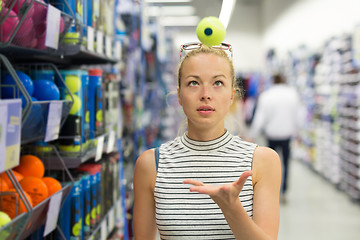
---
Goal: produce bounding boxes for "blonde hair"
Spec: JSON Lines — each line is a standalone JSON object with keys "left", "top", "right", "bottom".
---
{"left": 177, "top": 45, "right": 242, "bottom": 96}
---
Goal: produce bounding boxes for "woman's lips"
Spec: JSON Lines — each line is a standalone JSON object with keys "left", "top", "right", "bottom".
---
{"left": 197, "top": 106, "right": 214, "bottom": 115}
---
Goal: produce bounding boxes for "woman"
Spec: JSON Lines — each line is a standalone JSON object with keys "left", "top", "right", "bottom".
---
{"left": 133, "top": 43, "right": 281, "bottom": 240}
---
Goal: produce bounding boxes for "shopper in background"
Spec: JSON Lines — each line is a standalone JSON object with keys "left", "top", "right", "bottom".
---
{"left": 249, "top": 73, "right": 301, "bottom": 202}
{"left": 133, "top": 43, "right": 281, "bottom": 240}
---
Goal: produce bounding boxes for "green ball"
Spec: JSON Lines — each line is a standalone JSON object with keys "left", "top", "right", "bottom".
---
{"left": 66, "top": 94, "right": 81, "bottom": 115}
{"left": 196, "top": 16, "right": 226, "bottom": 47}
{"left": 65, "top": 75, "right": 81, "bottom": 93}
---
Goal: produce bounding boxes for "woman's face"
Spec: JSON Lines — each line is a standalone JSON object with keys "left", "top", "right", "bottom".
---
{"left": 178, "top": 53, "right": 235, "bottom": 131}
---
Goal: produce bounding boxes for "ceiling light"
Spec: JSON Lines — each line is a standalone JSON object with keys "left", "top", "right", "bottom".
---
{"left": 160, "top": 16, "right": 200, "bottom": 26}
{"left": 219, "top": 0, "right": 236, "bottom": 29}
{"left": 147, "top": 6, "right": 195, "bottom": 16}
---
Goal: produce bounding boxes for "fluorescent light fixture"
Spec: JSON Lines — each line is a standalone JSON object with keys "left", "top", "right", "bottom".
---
{"left": 147, "top": 6, "right": 195, "bottom": 16}
{"left": 160, "top": 16, "right": 200, "bottom": 26}
{"left": 146, "top": 0, "right": 192, "bottom": 3}
{"left": 219, "top": 0, "right": 236, "bottom": 29}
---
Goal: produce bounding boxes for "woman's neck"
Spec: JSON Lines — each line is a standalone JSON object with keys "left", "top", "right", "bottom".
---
{"left": 186, "top": 125, "right": 226, "bottom": 141}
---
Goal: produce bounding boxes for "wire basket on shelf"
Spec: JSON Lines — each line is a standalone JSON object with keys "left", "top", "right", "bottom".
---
{"left": 15, "top": 145, "right": 74, "bottom": 239}
{"left": 0, "top": 0, "right": 73, "bottom": 52}
{"left": 0, "top": 54, "right": 74, "bottom": 144}
{"left": 0, "top": 170, "right": 32, "bottom": 240}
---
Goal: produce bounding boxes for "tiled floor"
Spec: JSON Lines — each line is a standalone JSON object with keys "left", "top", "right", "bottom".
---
{"left": 278, "top": 159, "right": 360, "bottom": 240}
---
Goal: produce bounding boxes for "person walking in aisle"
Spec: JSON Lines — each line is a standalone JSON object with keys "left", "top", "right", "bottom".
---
{"left": 133, "top": 43, "right": 281, "bottom": 240}
{"left": 249, "top": 73, "right": 301, "bottom": 202}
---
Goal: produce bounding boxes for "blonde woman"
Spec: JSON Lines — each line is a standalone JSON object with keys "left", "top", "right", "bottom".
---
{"left": 133, "top": 43, "right": 281, "bottom": 240}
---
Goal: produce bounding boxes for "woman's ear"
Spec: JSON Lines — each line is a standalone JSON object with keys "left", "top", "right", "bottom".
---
{"left": 230, "top": 88, "right": 235, "bottom": 104}
{"left": 177, "top": 87, "right": 182, "bottom": 106}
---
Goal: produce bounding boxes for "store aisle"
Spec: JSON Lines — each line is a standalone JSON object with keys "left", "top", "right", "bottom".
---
{"left": 278, "top": 159, "right": 360, "bottom": 240}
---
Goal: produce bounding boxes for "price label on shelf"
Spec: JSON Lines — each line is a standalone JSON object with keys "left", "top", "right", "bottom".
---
{"left": 43, "top": 190, "right": 63, "bottom": 236}
{"left": 96, "top": 31, "right": 104, "bottom": 54}
{"left": 114, "top": 41, "right": 122, "bottom": 60}
{"left": 0, "top": 99, "right": 21, "bottom": 172}
{"left": 45, "top": 101, "right": 63, "bottom": 142}
{"left": 108, "top": 208, "right": 115, "bottom": 233}
{"left": 45, "top": 5, "right": 61, "bottom": 49}
{"left": 101, "top": 219, "right": 107, "bottom": 240}
{"left": 88, "top": 26, "right": 95, "bottom": 51}
{"left": 105, "top": 36, "right": 112, "bottom": 58}
{"left": 106, "top": 131, "right": 116, "bottom": 153}
{"left": 95, "top": 135, "right": 105, "bottom": 161}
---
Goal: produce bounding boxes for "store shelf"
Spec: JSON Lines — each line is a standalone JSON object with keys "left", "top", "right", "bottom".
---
{"left": 38, "top": 133, "right": 117, "bottom": 169}
{"left": 88, "top": 197, "right": 122, "bottom": 240}
{"left": 0, "top": 44, "right": 120, "bottom": 66}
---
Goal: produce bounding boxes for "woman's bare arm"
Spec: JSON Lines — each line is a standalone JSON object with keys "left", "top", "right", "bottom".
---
{"left": 133, "top": 149, "right": 158, "bottom": 240}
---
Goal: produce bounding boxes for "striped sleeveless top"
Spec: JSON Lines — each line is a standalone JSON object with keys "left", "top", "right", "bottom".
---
{"left": 154, "top": 131, "right": 257, "bottom": 240}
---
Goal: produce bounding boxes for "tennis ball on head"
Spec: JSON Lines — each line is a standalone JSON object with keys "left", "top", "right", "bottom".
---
{"left": 196, "top": 16, "right": 226, "bottom": 47}
{"left": 14, "top": 154, "right": 45, "bottom": 178}
{"left": 65, "top": 75, "right": 81, "bottom": 93}
{"left": 0, "top": 211, "right": 11, "bottom": 227}
{"left": 66, "top": 94, "right": 81, "bottom": 115}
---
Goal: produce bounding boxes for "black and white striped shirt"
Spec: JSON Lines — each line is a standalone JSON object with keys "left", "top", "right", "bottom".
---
{"left": 154, "top": 131, "right": 257, "bottom": 240}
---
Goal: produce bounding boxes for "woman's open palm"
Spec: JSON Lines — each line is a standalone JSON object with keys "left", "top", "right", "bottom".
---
{"left": 183, "top": 170, "right": 253, "bottom": 209}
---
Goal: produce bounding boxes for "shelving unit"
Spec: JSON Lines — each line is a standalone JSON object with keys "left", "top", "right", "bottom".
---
{"left": 0, "top": 0, "right": 129, "bottom": 239}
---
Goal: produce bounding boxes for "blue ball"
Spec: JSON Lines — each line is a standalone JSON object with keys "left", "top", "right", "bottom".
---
{"left": 1, "top": 71, "right": 34, "bottom": 98}
{"left": 33, "top": 79, "right": 60, "bottom": 101}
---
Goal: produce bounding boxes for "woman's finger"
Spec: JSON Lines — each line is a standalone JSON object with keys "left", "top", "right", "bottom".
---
{"left": 233, "top": 170, "right": 252, "bottom": 189}
{"left": 183, "top": 179, "right": 204, "bottom": 186}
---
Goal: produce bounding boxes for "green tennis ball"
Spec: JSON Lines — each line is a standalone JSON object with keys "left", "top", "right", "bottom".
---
{"left": 196, "top": 16, "right": 226, "bottom": 47}
{"left": 65, "top": 75, "right": 81, "bottom": 93}
{"left": 0, "top": 211, "right": 11, "bottom": 227}
{"left": 66, "top": 94, "right": 81, "bottom": 115}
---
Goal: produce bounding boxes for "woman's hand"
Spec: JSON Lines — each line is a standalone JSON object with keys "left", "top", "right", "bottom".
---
{"left": 183, "top": 171, "right": 252, "bottom": 209}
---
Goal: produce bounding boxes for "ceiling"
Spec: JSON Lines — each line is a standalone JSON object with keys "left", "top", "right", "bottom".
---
{"left": 145, "top": 0, "right": 262, "bottom": 28}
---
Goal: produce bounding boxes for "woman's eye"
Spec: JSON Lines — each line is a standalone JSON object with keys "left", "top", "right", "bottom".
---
{"left": 189, "top": 81, "right": 198, "bottom": 86}
{"left": 214, "top": 80, "right": 223, "bottom": 86}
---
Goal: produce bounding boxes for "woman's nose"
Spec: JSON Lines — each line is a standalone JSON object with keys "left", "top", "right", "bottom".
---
{"left": 200, "top": 86, "right": 212, "bottom": 100}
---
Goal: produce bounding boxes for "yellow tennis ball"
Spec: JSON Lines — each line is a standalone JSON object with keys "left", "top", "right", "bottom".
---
{"left": 65, "top": 75, "right": 81, "bottom": 93}
{"left": 66, "top": 94, "right": 81, "bottom": 115}
{"left": 0, "top": 211, "right": 11, "bottom": 227}
{"left": 196, "top": 16, "right": 226, "bottom": 47}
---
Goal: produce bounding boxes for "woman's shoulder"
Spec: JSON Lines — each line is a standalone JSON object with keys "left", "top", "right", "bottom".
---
{"left": 252, "top": 146, "right": 281, "bottom": 181}
{"left": 253, "top": 146, "right": 280, "bottom": 165}
{"left": 135, "top": 148, "right": 156, "bottom": 175}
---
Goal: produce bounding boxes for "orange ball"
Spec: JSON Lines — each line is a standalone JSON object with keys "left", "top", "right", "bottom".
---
{"left": 0, "top": 188, "right": 33, "bottom": 219}
{"left": 0, "top": 180, "right": 9, "bottom": 192}
{"left": 1, "top": 171, "right": 24, "bottom": 189}
{"left": 42, "top": 177, "right": 62, "bottom": 196}
{"left": 19, "top": 177, "right": 48, "bottom": 206}
{"left": 14, "top": 155, "right": 45, "bottom": 178}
